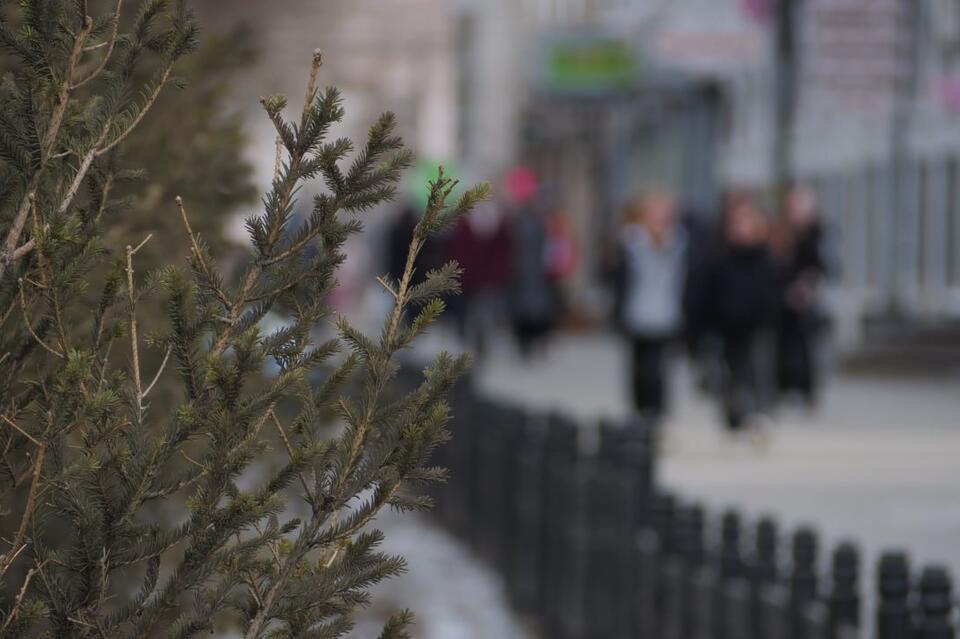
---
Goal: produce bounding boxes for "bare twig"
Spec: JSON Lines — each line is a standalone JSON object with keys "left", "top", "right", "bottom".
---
{"left": 130, "top": 233, "right": 153, "bottom": 256}
{"left": 72, "top": 0, "right": 124, "bottom": 89}
{"left": 274, "top": 136, "right": 283, "bottom": 183}
{"left": 176, "top": 196, "right": 231, "bottom": 309}
{"left": 41, "top": 16, "right": 93, "bottom": 161}
{"left": 17, "top": 279, "right": 64, "bottom": 359}
{"left": 0, "top": 193, "right": 36, "bottom": 282}
{"left": 0, "top": 560, "right": 46, "bottom": 631}
{"left": 11, "top": 239, "right": 36, "bottom": 261}
{"left": 126, "top": 235, "right": 153, "bottom": 408}
{"left": 179, "top": 449, "right": 204, "bottom": 470}
{"left": 141, "top": 347, "right": 172, "bottom": 400}
{"left": 375, "top": 276, "right": 397, "bottom": 299}
{"left": 302, "top": 49, "right": 323, "bottom": 124}
{"left": 0, "top": 439, "right": 47, "bottom": 580}
{"left": 0, "top": 414, "right": 40, "bottom": 447}
{"left": 97, "top": 65, "right": 173, "bottom": 157}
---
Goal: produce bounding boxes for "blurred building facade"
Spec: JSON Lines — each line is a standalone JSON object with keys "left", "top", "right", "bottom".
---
{"left": 195, "top": 0, "right": 460, "bottom": 188}
{"left": 456, "top": 0, "right": 960, "bottom": 349}
{"left": 193, "top": 0, "right": 960, "bottom": 350}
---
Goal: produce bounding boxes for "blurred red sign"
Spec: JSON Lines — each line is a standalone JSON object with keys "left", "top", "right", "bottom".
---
{"left": 740, "top": 0, "right": 777, "bottom": 22}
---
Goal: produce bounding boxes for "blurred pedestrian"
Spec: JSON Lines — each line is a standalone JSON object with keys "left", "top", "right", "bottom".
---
{"left": 708, "top": 193, "right": 778, "bottom": 432}
{"left": 679, "top": 202, "right": 726, "bottom": 394}
{"left": 509, "top": 202, "right": 558, "bottom": 359}
{"left": 447, "top": 200, "right": 513, "bottom": 359}
{"left": 614, "top": 191, "right": 688, "bottom": 422}
{"left": 771, "top": 185, "right": 828, "bottom": 408}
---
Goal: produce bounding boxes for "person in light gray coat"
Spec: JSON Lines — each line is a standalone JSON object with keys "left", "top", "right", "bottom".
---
{"left": 616, "top": 192, "right": 688, "bottom": 421}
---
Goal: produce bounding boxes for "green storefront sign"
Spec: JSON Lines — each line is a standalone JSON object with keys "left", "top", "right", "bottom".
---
{"left": 539, "top": 34, "right": 639, "bottom": 95}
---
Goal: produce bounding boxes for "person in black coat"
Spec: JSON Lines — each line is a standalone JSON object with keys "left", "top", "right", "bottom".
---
{"left": 771, "top": 186, "right": 828, "bottom": 407}
{"left": 707, "top": 194, "right": 778, "bottom": 431}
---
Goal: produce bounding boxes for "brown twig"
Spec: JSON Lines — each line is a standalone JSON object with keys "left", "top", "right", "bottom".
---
{"left": 142, "top": 346, "right": 172, "bottom": 400}
{"left": 269, "top": 411, "right": 312, "bottom": 499}
{"left": 1, "top": 560, "right": 47, "bottom": 631}
{"left": 375, "top": 276, "right": 397, "bottom": 299}
{"left": 17, "top": 279, "right": 64, "bottom": 359}
{"left": 0, "top": 193, "right": 36, "bottom": 283}
{"left": 179, "top": 449, "right": 205, "bottom": 470}
{"left": 0, "top": 439, "right": 47, "bottom": 580}
{"left": 126, "top": 234, "right": 153, "bottom": 409}
{"left": 176, "top": 196, "right": 231, "bottom": 309}
{"left": 274, "top": 135, "right": 283, "bottom": 183}
{"left": 302, "top": 49, "right": 323, "bottom": 124}
{"left": 72, "top": 0, "right": 124, "bottom": 89}
{"left": 0, "top": 414, "right": 40, "bottom": 447}
{"left": 97, "top": 66, "right": 173, "bottom": 157}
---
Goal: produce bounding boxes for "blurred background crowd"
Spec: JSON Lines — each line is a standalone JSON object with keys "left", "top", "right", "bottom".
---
{"left": 188, "top": 0, "right": 960, "bottom": 374}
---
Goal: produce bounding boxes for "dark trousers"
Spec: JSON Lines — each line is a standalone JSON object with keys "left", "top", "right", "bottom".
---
{"left": 776, "top": 311, "right": 816, "bottom": 402}
{"left": 630, "top": 336, "right": 671, "bottom": 418}
{"left": 722, "top": 330, "right": 773, "bottom": 431}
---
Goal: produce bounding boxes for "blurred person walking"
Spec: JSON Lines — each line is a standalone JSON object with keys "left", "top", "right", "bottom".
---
{"left": 509, "top": 201, "right": 558, "bottom": 359}
{"left": 448, "top": 200, "right": 513, "bottom": 359}
{"left": 614, "top": 192, "right": 688, "bottom": 423}
{"left": 771, "top": 185, "right": 829, "bottom": 408}
{"left": 708, "top": 194, "right": 778, "bottom": 433}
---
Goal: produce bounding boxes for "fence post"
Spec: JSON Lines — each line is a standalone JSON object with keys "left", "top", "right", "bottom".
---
{"left": 690, "top": 565, "right": 718, "bottom": 639}
{"left": 716, "top": 509, "right": 744, "bottom": 639}
{"left": 828, "top": 542, "right": 861, "bottom": 639}
{"left": 508, "top": 411, "right": 548, "bottom": 613}
{"left": 877, "top": 551, "right": 912, "bottom": 639}
{"left": 915, "top": 565, "right": 955, "bottom": 639}
{"left": 660, "top": 498, "right": 690, "bottom": 639}
{"left": 623, "top": 414, "right": 656, "bottom": 529}
{"left": 651, "top": 492, "right": 678, "bottom": 638}
{"left": 635, "top": 528, "right": 661, "bottom": 639}
{"left": 539, "top": 414, "right": 579, "bottom": 639}
{"left": 443, "top": 372, "right": 478, "bottom": 537}
{"left": 790, "top": 527, "right": 820, "bottom": 639}
{"left": 723, "top": 577, "right": 754, "bottom": 639}
{"left": 607, "top": 422, "right": 655, "bottom": 639}
{"left": 678, "top": 504, "right": 706, "bottom": 638}
{"left": 752, "top": 517, "right": 781, "bottom": 639}
{"left": 761, "top": 583, "right": 792, "bottom": 639}
{"left": 581, "top": 423, "right": 644, "bottom": 639}
{"left": 802, "top": 601, "right": 830, "bottom": 639}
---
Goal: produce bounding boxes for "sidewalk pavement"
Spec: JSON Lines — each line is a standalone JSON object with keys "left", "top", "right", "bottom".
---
{"left": 355, "top": 511, "right": 530, "bottom": 638}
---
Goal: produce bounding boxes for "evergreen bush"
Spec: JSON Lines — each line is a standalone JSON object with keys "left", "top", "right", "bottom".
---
{"left": 0, "top": 1, "right": 487, "bottom": 636}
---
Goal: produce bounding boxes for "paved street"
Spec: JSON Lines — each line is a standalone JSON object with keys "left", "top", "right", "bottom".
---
{"left": 477, "top": 333, "right": 960, "bottom": 581}
{"left": 354, "top": 511, "right": 529, "bottom": 639}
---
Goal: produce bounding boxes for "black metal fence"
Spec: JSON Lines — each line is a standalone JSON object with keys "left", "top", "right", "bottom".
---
{"left": 427, "top": 374, "right": 958, "bottom": 639}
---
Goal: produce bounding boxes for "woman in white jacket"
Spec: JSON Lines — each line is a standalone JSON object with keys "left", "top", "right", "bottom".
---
{"left": 617, "top": 192, "right": 688, "bottom": 422}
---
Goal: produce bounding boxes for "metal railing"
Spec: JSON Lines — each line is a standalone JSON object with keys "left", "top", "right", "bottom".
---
{"left": 425, "top": 373, "right": 958, "bottom": 639}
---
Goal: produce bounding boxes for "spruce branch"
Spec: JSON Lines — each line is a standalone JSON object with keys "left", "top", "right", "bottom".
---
{"left": 176, "top": 195, "right": 231, "bottom": 309}
{"left": 96, "top": 65, "right": 174, "bottom": 157}
{"left": 72, "top": 0, "right": 124, "bottom": 89}
{"left": 269, "top": 410, "right": 313, "bottom": 501}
